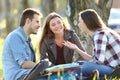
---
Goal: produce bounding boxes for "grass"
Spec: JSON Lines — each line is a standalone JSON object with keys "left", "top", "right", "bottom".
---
{"left": 0, "top": 38, "right": 4, "bottom": 80}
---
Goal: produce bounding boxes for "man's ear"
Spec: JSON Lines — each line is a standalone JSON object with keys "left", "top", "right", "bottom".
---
{"left": 26, "top": 18, "right": 31, "bottom": 24}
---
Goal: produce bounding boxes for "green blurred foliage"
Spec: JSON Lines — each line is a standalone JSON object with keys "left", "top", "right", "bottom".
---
{"left": 0, "top": 38, "right": 4, "bottom": 79}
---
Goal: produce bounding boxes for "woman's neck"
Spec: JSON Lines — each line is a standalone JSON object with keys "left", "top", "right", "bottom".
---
{"left": 55, "top": 31, "right": 64, "bottom": 39}
{"left": 55, "top": 33, "right": 64, "bottom": 47}
{"left": 88, "top": 31, "right": 94, "bottom": 36}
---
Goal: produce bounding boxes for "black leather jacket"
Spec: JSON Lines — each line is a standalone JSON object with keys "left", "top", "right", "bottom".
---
{"left": 40, "top": 30, "right": 85, "bottom": 65}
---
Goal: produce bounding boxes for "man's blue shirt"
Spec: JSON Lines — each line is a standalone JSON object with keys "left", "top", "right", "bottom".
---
{"left": 2, "top": 27, "right": 35, "bottom": 80}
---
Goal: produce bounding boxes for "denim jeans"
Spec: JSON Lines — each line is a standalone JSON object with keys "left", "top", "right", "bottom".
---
{"left": 74, "top": 61, "right": 115, "bottom": 79}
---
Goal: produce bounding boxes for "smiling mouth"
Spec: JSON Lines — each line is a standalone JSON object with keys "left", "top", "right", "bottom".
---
{"left": 36, "top": 27, "right": 40, "bottom": 30}
{"left": 55, "top": 27, "right": 62, "bottom": 30}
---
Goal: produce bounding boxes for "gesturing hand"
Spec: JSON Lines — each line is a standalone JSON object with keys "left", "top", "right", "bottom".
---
{"left": 62, "top": 41, "right": 78, "bottom": 51}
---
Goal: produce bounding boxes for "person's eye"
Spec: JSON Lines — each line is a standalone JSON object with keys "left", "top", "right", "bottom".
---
{"left": 57, "top": 21, "right": 62, "bottom": 24}
{"left": 36, "top": 21, "right": 39, "bottom": 23}
{"left": 51, "top": 23, "right": 55, "bottom": 27}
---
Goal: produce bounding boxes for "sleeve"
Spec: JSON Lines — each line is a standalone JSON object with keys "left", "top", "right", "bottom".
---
{"left": 40, "top": 39, "right": 49, "bottom": 61}
{"left": 9, "top": 34, "right": 29, "bottom": 66}
{"left": 72, "top": 31, "right": 85, "bottom": 51}
{"left": 70, "top": 31, "right": 86, "bottom": 61}
{"left": 93, "top": 31, "right": 107, "bottom": 63}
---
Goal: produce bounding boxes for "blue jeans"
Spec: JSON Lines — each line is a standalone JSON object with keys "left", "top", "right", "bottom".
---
{"left": 74, "top": 61, "right": 114, "bottom": 79}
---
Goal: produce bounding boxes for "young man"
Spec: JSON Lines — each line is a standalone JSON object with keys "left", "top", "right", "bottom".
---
{"left": 2, "top": 8, "right": 47, "bottom": 80}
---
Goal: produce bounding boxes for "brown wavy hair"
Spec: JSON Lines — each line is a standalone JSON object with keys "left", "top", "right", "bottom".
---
{"left": 79, "top": 9, "right": 120, "bottom": 40}
{"left": 38, "top": 12, "right": 70, "bottom": 56}
{"left": 79, "top": 9, "right": 106, "bottom": 31}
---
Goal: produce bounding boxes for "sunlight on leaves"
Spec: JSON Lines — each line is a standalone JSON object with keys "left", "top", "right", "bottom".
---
{"left": 0, "top": 19, "right": 6, "bottom": 28}
{"left": 13, "top": 9, "right": 18, "bottom": 15}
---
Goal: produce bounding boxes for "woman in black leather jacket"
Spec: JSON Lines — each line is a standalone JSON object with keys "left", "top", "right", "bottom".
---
{"left": 38, "top": 12, "right": 85, "bottom": 65}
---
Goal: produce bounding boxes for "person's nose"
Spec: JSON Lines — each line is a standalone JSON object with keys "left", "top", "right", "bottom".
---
{"left": 55, "top": 24, "right": 60, "bottom": 29}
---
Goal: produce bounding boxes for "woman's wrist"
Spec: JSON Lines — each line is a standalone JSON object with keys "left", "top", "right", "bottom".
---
{"left": 74, "top": 46, "right": 79, "bottom": 52}
{"left": 74, "top": 46, "right": 85, "bottom": 54}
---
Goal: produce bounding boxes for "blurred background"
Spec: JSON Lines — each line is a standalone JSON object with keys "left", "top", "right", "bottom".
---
{"left": 0, "top": 0, "right": 120, "bottom": 79}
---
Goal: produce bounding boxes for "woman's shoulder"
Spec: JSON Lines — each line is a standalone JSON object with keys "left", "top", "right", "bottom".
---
{"left": 43, "top": 36, "right": 54, "bottom": 44}
{"left": 43, "top": 36, "right": 49, "bottom": 41}
{"left": 95, "top": 29, "right": 111, "bottom": 35}
{"left": 64, "top": 30, "right": 77, "bottom": 40}
{"left": 64, "top": 29, "right": 75, "bottom": 34}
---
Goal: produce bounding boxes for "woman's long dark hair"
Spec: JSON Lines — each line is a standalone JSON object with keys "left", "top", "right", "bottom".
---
{"left": 79, "top": 9, "right": 120, "bottom": 39}
{"left": 79, "top": 9, "right": 105, "bottom": 31}
{"left": 38, "top": 12, "right": 70, "bottom": 58}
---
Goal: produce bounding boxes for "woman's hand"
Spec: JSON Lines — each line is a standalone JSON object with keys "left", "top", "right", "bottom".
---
{"left": 63, "top": 41, "right": 92, "bottom": 61}
{"left": 62, "top": 41, "right": 78, "bottom": 51}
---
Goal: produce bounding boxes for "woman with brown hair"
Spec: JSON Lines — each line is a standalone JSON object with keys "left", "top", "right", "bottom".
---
{"left": 63, "top": 9, "right": 120, "bottom": 79}
{"left": 38, "top": 12, "right": 85, "bottom": 65}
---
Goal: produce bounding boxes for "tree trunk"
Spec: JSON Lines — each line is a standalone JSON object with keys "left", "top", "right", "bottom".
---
{"left": 67, "top": 0, "right": 113, "bottom": 61}
{"left": 40, "top": 0, "right": 56, "bottom": 27}
{"left": 5, "top": 0, "right": 16, "bottom": 35}
{"left": 18, "top": 0, "right": 29, "bottom": 13}
{"left": 4, "top": 0, "right": 29, "bottom": 36}
{"left": 0, "top": 0, "right": 5, "bottom": 20}
{"left": 17, "top": 0, "right": 30, "bottom": 26}
{"left": 40, "top": 0, "right": 56, "bottom": 17}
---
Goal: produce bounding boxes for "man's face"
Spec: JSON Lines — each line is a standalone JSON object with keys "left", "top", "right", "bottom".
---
{"left": 29, "top": 14, "right": 40, "bottom": 34}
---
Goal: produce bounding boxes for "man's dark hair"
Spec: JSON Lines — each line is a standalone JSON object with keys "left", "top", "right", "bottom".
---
{"left": 20, "top": 8, "right": 42, "bottom": 27}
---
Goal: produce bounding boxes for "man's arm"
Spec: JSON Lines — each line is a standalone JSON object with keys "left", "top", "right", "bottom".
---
{"left": 22, "top": 61, "right": 36, "bottom": 69}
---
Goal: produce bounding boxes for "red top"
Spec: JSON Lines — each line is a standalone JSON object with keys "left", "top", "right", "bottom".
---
{"left": 55, "top": 45, "right": 65, "bottom": 65}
